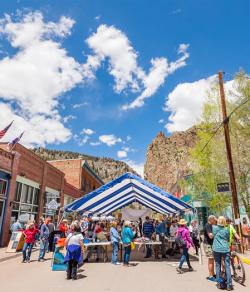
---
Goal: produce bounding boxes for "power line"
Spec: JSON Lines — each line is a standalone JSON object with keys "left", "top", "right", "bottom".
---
{"left": 200, "top": 97, "right": 250, "bottom": 153}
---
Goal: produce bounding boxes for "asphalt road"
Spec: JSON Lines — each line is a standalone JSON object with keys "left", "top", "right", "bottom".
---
{"left": 0, "top": 251, "right": 249, "bottom": 292}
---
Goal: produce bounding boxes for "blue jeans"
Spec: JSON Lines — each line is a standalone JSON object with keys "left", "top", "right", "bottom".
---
{"left": 178, "top": 246, "right": 192, "bottom": 269}
{"left": 214, "top": 251, "right": 232, "bottom": 288}
{"left": 112, "top": 242, "right": 119, "bottom": 264}
{"left": 39, "top": 239, "right": 48, "bottom": 260}
{"left": 22, "top": 242, "right": 33, "bottom": 261}
{"left": 124, "top": 245, "right": 131, "bottom": 265}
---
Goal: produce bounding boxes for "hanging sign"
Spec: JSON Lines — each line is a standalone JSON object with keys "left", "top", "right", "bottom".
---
{"left": 217, "top": 182, "right": 230, "bottom": 192}
{"left": 47, "top": 199, "right": 59, "bottom": 210}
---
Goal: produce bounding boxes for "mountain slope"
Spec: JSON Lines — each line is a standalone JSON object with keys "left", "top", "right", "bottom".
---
{"left": 32, "top": 147, "right": 139, "bottom": 183}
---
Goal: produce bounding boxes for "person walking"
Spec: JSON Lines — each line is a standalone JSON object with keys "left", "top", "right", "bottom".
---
{"left": 204, "top": 215, "right": 217, "bottom": 281}
{"left": 38, "top": 217, "right": 50, "bottom": 262}
{"left": 212, "top": 216, "right": 233, "bottom": 291}
{"left": 110, "top": 221, "right": 121, "bottom": 265}
{"left": 142, "top": 216, "right": 155, "bottom": 258}
{"left": 189, "top": 220, "right": 200, "bottom": 255}
{"left": 64, "top": 224, "right": 84, "bottom": 280}
{"left": 22, "top": 222, "right": 38, "bottom": 263}
{"left": 242, "top": 217, "right": 249, "bottom": 251}
{"left": 121, "top": 221, "right": 134, "bottom": 267}
{"left": 176, "top": 219, "right": 194, "bottom": 274}
{"left": 47, "top": 218, "right": 55, "bottom": 252}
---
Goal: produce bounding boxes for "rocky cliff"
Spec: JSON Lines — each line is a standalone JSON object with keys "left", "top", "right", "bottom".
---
{"left": 32, "top": 148, "right": 138, "bottom": 183}
{"left": 144, "top": 127, "right": 197, "bottom": 194}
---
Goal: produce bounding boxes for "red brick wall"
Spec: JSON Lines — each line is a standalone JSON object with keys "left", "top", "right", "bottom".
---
{"left": 49, "top": 159, "right": 103, "bottom": 195}
{"left": 0, "top": 148, "right": 13, "bottom": 172}
{"left": 49, "top": 160, "right": 82, "bottom": 189}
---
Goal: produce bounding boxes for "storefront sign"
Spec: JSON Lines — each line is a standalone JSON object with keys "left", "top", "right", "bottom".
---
{"left": 6, "top": 231, "right": 25, "bottom": 253}
{"left": 47, "top": 199, "right": 59, "bottom": 210}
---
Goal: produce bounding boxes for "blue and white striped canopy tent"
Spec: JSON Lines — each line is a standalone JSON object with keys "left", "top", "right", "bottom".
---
{"left": 64, "top": 172, "right": 193, "bottom": 215}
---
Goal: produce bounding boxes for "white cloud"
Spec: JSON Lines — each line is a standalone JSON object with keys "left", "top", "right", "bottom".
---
{"left": 0, "top": 102, "right": 71, "bottom": 147}
{"left": 126, "top": 135, "right": 132, "bottom": 141}
{"left": 158, "top": 119, "right": 164, "bottom": 124}
{"left": 86, "top": 25, "right": 189, "bottom": 110}
{"left": 117, "top": 150, "right": 127, "bottom": 158}
{"left": 122, "top": 44, "right": 189, "bottom": 110}
{"left": 99, "top": 134, "right": 122, "bottom": 146}
{"left": 0, "top": 12, "right": 89, "bottom": 147}
{"left": 72, "top": 102, "right": 88, "bottom": 109}
{"left": 86, "top": 24, "right": 140, "bottom": 93}
{"left": 164, "top": 75, "right": 234, "bottom": 132}
{"left": 81, "top": 128, "right": 95, "bottom": 135}
{"left": 125, "top": 159, "right": 144, "bottom": 177}
{"left": 90, "top": 141, "right": 101, "bottom": 146}
{"left": 164, "top": 76, "right": 216, "bottom": 132}
{"left": 73, "top": 134, "right": 89, "bottom": 146}
{"left": 63, "top": 115, "right": 76, "bottom": 123}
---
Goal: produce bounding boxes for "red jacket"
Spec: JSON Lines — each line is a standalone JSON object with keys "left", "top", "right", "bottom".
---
{"left": 23, "top": 228, "right": 38, "bottom": 243}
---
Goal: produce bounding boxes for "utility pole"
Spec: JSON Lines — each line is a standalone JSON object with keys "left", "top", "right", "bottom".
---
{"left": 218, "top": 71, "right": 243, "bottom": 250}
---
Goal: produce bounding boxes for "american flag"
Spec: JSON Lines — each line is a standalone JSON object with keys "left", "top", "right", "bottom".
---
{"left": 0, "top": 121, "right": 13, "bottom": 139}
{"left": 8, "top": 132, "right": 24, "bottom": 151}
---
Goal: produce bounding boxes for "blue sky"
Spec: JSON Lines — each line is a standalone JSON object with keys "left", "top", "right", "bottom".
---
{"left": 0, "top": 0, "right": 249, "bottom": 175}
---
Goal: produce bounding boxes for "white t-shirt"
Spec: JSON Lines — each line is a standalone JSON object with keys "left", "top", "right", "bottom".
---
{"left": 67, "top": 233, "right": 84, "bottom": 246}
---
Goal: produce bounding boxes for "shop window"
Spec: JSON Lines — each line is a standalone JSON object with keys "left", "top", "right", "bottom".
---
{"left": 0, "top": 179, "right": 7, "bottom": 196}
{"left": 21, "top": 184, "right": 28, "bottom": 203}
{"left": 33, "top": 188, "right": 39, "bottom": 205}
{"left": 14, "top": 182, "right": 22, "bottom": 202}
{"left": 12, "top": 182, "right": 40, "bottom": 223}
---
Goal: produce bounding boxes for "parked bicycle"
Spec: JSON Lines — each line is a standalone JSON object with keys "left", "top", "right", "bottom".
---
{"left": 230, "top": 242, "right": 246, "bottom": 285}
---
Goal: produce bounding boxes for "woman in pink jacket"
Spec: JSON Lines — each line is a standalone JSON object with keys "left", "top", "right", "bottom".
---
{"left": 176, "top": 219, "right": 194, "bottom": 273}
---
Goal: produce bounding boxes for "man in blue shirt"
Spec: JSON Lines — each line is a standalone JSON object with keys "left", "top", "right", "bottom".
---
{"left": 156, "top": 220, "right": 168, "bottom": 258}
{"left": 143, "top": 216, "right": 155, "bottom": 258}
{"left": 38, "top": 217, "right": 50, "bottom": 262}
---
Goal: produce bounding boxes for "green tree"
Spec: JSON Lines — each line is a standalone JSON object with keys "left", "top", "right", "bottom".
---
{"left": 182, "top": 72, "right": 250, "bottom": 216}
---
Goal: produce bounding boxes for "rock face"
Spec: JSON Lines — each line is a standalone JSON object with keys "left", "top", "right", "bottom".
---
{"left": 144, "top": 127, "right": 197, "bottom": 194}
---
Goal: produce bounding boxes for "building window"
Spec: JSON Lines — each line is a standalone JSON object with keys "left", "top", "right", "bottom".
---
{"left": 0, "top": 179, "right": 7, "bottom": 196}
{"left": 11, "top": 182, "right": 40, "bottom": 222}
{"left": 82, "top": 177, "right": 86, "bottom": 191}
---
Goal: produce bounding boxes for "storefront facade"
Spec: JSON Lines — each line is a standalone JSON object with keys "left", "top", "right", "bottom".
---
{"left": 0, "top": 143, "right": 103, "bottom": 246}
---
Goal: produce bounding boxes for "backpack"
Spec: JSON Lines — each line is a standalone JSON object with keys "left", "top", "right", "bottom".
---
{"left": 175, "top": 230, "right": 186, "bottom": 248}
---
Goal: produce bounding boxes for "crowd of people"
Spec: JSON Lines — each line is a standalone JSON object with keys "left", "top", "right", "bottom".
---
{"left": 10, "top": 213, "right": 250, "bottom": 288}
{"left": 203, "top": 215, "right": 250, "bottom": 291}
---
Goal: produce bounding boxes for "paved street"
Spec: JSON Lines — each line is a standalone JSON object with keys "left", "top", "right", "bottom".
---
{"left": 0, "top": 252, "right": 249, "bottom": 292}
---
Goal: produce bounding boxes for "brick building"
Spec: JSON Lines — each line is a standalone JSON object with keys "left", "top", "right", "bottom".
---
{"left": 0, "top": 143, "right": 103, "bottom": 246}
{"left": 48, "top": 159, "right": 104, "bottom": 196}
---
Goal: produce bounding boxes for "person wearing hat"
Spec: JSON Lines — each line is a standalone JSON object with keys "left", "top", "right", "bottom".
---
{"left": 59, "top": 219, "right": 69, "bottom": 238}
{"left": 212, "top": 216, "right": 232, "bottom": 291}
{"left": 176, "top": 218, "right": 194, "bottom": 273}
{"left": 121, "top": 221, "right": 134, "bottom": 266}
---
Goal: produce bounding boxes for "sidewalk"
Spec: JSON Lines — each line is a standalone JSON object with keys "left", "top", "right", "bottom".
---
{"left": 0, "top": 247, "right": 38, "bottom": 263}
{"left": 0, "top": 248, "right": 22, "bottom": 263}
